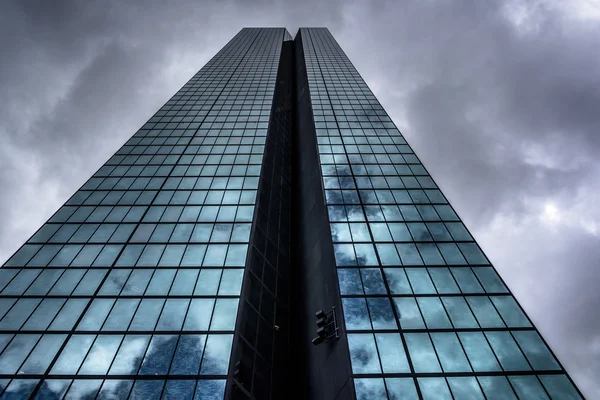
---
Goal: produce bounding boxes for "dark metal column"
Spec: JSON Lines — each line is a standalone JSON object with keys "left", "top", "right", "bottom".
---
{"left": 226, "top": 36, "right": 294, "bottom": 400}
{"left": 292, "top": 31, "right": 355, "bottom": 400}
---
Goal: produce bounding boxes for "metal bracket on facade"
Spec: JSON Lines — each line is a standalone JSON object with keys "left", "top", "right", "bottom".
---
{"left": 312, "top": 306, "right": 340, "bottom": 345}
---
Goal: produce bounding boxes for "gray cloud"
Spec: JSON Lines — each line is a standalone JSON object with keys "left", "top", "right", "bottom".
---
{"left": 1, "top": 0, "right": 599, "bottom": 396}
{"left": 339, "top": 1, "right": 600, "bottom": 395}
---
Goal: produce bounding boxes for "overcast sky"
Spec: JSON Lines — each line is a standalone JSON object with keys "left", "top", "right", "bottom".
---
{"left": 1, "top": 0, "right": 599, "bottom": 396}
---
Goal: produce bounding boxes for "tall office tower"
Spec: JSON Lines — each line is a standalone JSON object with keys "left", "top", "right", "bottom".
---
{"left": 0, "top": 27, "right": 582, "bottom": 400}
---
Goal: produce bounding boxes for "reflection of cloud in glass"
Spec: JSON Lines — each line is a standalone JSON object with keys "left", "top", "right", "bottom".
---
{"left": 405, "top": 333, "right": 442, "bottom": 373}
{"left": 211, "top": 224, "right": 232, "bottom": 242}
{"left": 477, "top": 376, "right": 517, "bottom": 399}
{"left": 334, "top": 244, "right": 356, "bottom": 266}
{"left": 97, "top": 380, "right": 134, "bottom": 400}
{"left": 195, "top": 379, "right": 226, "bottom": 400}
{"left": 376, "top": 244, "right": 402, "bottom": 266}
{"left": 396, "top": 243, "right": 423, "bottom": 265}
{"left": 364, "top": 206, "right": 385, "bottom": 221}
{"left": 0, "top": 334, "right": 40, "bottom": 374}
{"left": 360, "top": 269, "right": 386, "bottom": 294}
{"left": 65, "top": 379, "right": 103, "bottom": 399}
{"left": 225, "top": 244, "right": 248, "bottom": 266}
{"left": 447, "top": 377, "right": 485, "bottom": 399}
{"left": 100, "top": 269, "right": 129, "bottom": 295}
{"left": 170, "top": 335, "right": 205, "bottom": 375}
{"left": 80, "top": 335, "right": 123, "bottom": 375}
{"left": 51, "top": 335, "right": 94, "bottom": 374}
{"left": 385, "top": 378, "right": 419, "bottom": 400}
{"left": 337, "top": 269, "right": 363, "bottom": 295}
{"left": 217, "top": 269, "right": 243, "bottom": 295}
{"left": 355, "top": 244, "right": 382, "bottom": 266}
{"left": 34, "top": 335, "right": 156, "bottom": 399}
{"left": 346, "top": 206, "right": 365, "bottom": 221}
{"left": 129, "top": 379, "right": 164, "bottom": 400}
{"left": 139, "top": 335, "right": 178, "bottom": 375}
{"left": 367, "top": 298, "right": 396, "bottom": 329}
{"left": 209, "top": 299, "right": 239, "bottom": 331}
{"left": 375, "top": 334, "right": 410, "bottom": 373}
{"left": 383, "top": 268, "right": 410, "bottom": 294}
{"left": 163, "top": 380, "right": 196, "bottom": 400}
{"left": 327, "top": 206, "right": 347, "bottom": 222}
{"left": 330, "top": 223, "right": 351, "bottom": 242}
{"left": 194, "top": 269, "right": 221, "bottom": 295}
{"left": 20, "top": 334, "right": 67, "bottom": 374}
{"left": 354, "top": 378, "right": 386, "bottom": 400}
{"left": 200, "top": 334, "right": 233, "bottom": 375}
{"left": 36, "top": 379, "right": 71, "bottom": 399}
{"left": 341, "top": 298, "right": 371, "bottom": 330}
{"left": 418, "top": 377, "right": 452, "bottom": 399}
{"left": 183, "top": 299, "right": 215, "bottom": 331}
{"left": 347, "top": 334, "right": 381, "bottom": 374}
{"left": 156, "top": 299, "right": 189, "bottom": 331}
{"left": 129, "top": 299, "right": 163, "bottom": 331}
{"left": 109, "top": 335, "right": 150, "bottom": 375}
{"left": 1, "top": 379, "right": 39, "bottom": 398}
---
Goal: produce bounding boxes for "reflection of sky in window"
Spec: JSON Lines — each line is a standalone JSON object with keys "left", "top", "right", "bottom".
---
{"left": 0, "top": 28, "right": 284, "bottom": 400}
{"left": 303, "top": 27, "right": 578, "bottom": 400}
{"left": 347, "top": 334, "right": 381, "bottom": 374}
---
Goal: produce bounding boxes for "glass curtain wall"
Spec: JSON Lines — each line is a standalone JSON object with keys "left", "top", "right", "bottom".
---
{"left": 0, "top": 28, "right": 283, "bottom": 400}
{"left": 299, "top": 27, "right": 581, "bottom": 400}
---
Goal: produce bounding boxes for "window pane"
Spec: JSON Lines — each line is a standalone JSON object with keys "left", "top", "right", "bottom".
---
{"left": 393, "top": 298, "right": 425, "bottom": 329}
{"left": 360, "top": 268, "right": 386, "bottom": 294}
{"left": 375, "top": 333, "right": 410, "bottom": 373}
{"left": 418, "top": 378, "right": 452, "bottom": 400}
{"left": 20, "top": 334, "right": 67, "bottom": 374}
{"left": 385, "top": 378, "right": 419, "bottom": 400}
{"left": 342, "top": 298, "right": 371, "bottom": 330}
{"left": 441, "top": 297, "right": 478, "bottom": 328}
{"left": 367, "top": 298, "right": 396, "bottom": 330}
{"left": 347, "top": 334, "right": 381, "bottom": 374}
{"left": 512, "top": 331, "right": 560, "bottom": 370}
{"left": 539, "top": 375, "right": 582, "bottom": 400}
{"left": 170, "top": 335, "right": 205, "bottom": 375}
{"left": 109, "top": 335, "right": 150, "bottom": 374}
{"left": 491, "top": 296, "right": 531, "bottom": 327}
{"left": 447, "top": 376, "right": 485, "bottom": 400}
{"left": 79, "top": 335, "right": 122, "bottom": 375}
{"left": 200, "top": 334, "right": 233, "bottom": 375}
{"left": 51, "top": 335, "right": 95, "bottom": 374}
{"left": 405, "top": 333, "right": 441, "bottom": 373}
{"left": 431, "top": 332, "right": 471, "bottom": 372}
{"left": 210, "top": 299, "right": 239, "bottom": 331}
{"left": 477, "top": 376, "right": 517, "bottom": 400}
{"left": 458, "top": 332, "right": 501, "bottom": 372}
{"left": 354, "top": 378, "right": 386, "bottom": 400}
{"left": 428, "top": 268, "right": 459, "bottom": 293}
{"left": 405, "top": 269, "right": 435, "bottom": 294}
{"left": 338, "top": 269, "right": 363, "bottom": 295}
{"left": 139, "top": 335, "right": 178, "bottom": 375}
{"left": 485, "top": 331, "right": 530, "bottom": 371}
{"left": 467, "top": 296, "right": 504, "bottom": 328}
{"left": 417, "top": 297, "right": 452, "bottom": 329}
{"left": 508, "top": 376, "right": 550, "bottom": 399}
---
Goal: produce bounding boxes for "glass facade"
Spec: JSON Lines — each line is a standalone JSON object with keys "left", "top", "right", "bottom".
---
{"left": 0, "top": 28, "right": 285, "bottom": 399}
{"left": 299, "top": 27, "right": 582, "bottom": 400}
{"left": 0, "top": 27, "right": 582, "bottom": 400}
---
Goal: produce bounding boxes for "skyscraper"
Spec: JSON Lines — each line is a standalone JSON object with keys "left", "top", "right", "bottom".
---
{"left": 0, "top": 27, "right": 582, "bottom": 400}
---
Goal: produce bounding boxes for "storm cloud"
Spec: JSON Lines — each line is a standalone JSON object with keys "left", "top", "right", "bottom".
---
{"left": 1, "top": 0, "right": 599, "bottom": 396}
